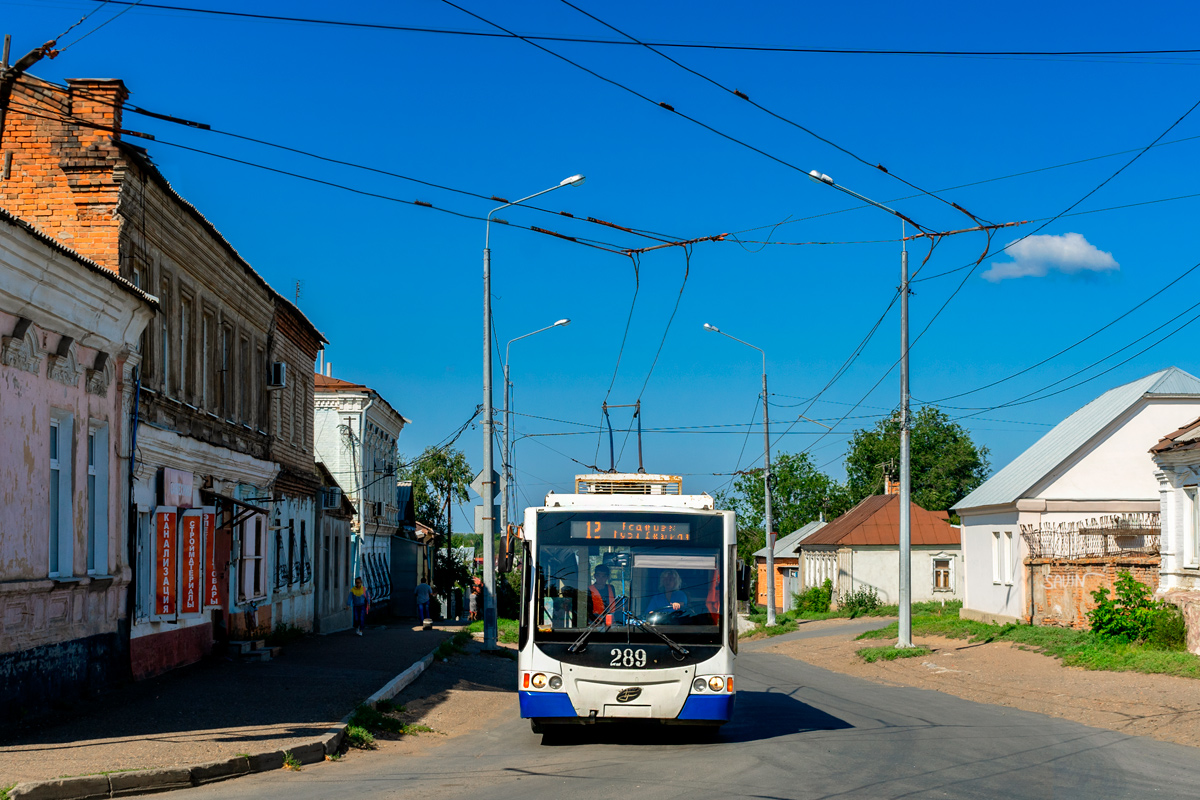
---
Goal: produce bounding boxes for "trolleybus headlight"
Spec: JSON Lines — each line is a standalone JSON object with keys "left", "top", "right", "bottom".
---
{"left": 708, "top": 676, "right": 725, "bottom": 692}
{"left": 548, "top": 675, "right": 562, "bottom": 690}
{"left": 692, "top": 677, "right": 707, "bottom": 693}
{"left": 531, "top": 673, "right": 548, "bottom": 689}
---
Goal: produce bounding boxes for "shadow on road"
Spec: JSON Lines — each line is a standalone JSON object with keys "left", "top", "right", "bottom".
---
{"left": 538, "top": 689, "right": 852, "bottom": 746}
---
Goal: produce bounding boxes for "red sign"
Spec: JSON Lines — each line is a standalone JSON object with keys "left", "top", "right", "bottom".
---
{"left": 179, "top": 510, "right": 203, "bottom": 616}
{"left": 202, "top": 507, "right": 219, "bottom": 608}
{"left": 153, "top": 507, "right": 178, "bottom": 620}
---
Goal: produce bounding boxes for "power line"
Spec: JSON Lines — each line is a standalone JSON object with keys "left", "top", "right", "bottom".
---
{"left": 69, "top": 3, "right": 1200, "bottom": 60}
{"left": 438, "top": 0, "right": 945, "bottom": 233}
{"left": 556, "top": 0, "right": 976, "bottom": 223}
{"left": 57, "top": 0, "right": 147, "bottom": 53}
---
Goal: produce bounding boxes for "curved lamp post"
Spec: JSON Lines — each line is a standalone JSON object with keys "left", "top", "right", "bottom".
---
{"left": 481, "top": 175, "right": 584, "bottom": 649}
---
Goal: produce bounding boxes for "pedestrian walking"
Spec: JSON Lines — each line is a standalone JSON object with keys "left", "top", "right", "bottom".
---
{"left": 415, "top": 577, "right": 433, "bottom": 622}
{"left": 468, "top": 583, "right": 479, "bottom": 621}
{"left": 346, "top": 577, "right": 371, "bottom": 636}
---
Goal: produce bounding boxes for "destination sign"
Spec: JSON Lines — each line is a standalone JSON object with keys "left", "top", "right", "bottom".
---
{"left": 570, "top": 520, "right": 691, "bottom": 541}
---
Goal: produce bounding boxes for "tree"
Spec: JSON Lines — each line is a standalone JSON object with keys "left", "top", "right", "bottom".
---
{"left": 844, "top": 405, "right": 990, "bottom": 514}
{"left": 398, "top": 446, "right": 473, "bottom": 595}
{"left": 715, "top": 451, "right": 851, "bottom": 565}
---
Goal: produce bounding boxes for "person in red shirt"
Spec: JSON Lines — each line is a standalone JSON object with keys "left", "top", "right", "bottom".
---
{"left": 587, "top": 564, "right": 615, "bottom": 624}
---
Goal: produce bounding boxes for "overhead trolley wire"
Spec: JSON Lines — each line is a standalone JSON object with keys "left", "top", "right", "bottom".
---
{"left": 73, "top": 3, "right": 1200, "bottom": 60}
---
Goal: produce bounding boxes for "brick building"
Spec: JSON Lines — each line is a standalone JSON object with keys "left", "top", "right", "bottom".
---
{"left": 1, "top": 72, "right": 324, "bottom": 678}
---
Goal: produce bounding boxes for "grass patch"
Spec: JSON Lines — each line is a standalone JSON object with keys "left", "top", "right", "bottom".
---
{"left": 858, "top": 645, "right": 930, "bottom": 663}
{"left": 349, "top": 703, "right": 404, "bottom": 734}
{"left": 344, "top": 724, "right": 375, "bottom": 750}
{"left": 325, "top": 753, "right": 341, "bottom": 762}
{"left": 374, "top": 699, "right": 405, "bottom": 714}
{"left": 401, "top": 723, "right": 435, "bottom": 735}
{"left": 2, "top": 783, "right": 14, "bottom": 800}
{"left": 464, "top": 618, "right": 519, "bottom": 644}
{"left": 743, "top": 599, "right": 961, "bottom": 638}
{"left": 266, "top": 623, "right": 306, "bottom": 647}
{"left": 857, "top": 613, "right": 1200, "bottom": 679}
{"left": 282, "top": 751, "right": 301, "bottom": 771}
{"left": 432, "top": 629, "right": 474, "bottom": 661}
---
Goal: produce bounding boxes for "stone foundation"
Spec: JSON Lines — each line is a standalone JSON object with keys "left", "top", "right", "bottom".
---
{"left": 1158, "top": 590, "right": 1200, "bottom": 655}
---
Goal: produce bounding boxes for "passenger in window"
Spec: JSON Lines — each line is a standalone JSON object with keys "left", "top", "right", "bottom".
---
{"left": 587, "top": 564, "right": 615, "bottom": 623}
{"left": 648, "top": 569, "right": 687, "bottom": 613}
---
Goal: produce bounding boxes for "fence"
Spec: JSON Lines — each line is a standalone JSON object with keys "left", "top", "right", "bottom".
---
{"left": 1020, "top": 512, "right": 1160, "bottom": 560}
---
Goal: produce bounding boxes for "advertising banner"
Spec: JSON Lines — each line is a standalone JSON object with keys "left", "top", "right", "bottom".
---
{"left": 202, "top": 506, "right": 220, "bottom": 609}
{"left": 151, "top": 506, "right": 178, "bottom": 621}
{"left": 179, "top": 510, "right": 203, "bottom": 617}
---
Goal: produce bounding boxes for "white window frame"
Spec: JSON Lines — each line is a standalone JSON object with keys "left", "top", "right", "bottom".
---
{"left": 239, "top": 514, "right": 268, "bottom": 603}
{"left": 86, "top": 423, "right": 110, "bottom": 575}
{"left": 48, "top": 412, "right": 74, "bottom": 578}
{"left": 1003, "top": 531, "right": 1015, "bottom": 585}
{"left": 1187, "top": 487, "right": 1200, "bottom": 569}
{"left": 991, "top": 531, "right": 1002, "bottom": 584}
{"left": 932, "top": 553, "right": 954, "bottom": 592}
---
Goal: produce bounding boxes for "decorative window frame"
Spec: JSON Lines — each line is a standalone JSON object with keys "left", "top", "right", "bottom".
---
{"left": 1186, "top": 486, "right": 1200, "bottom": 569}
{"left": 931, "top": 551, "right": 955, "bottom": 593}
{"left": 2, "top": 318, "right": 42, "bottom": 375}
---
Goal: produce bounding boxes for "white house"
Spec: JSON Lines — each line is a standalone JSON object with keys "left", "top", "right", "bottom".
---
{"left": 1149, "top": 417, "right": 1200, "bottom": 653}
{"left": 796, "top": 494, "right": 962, "bottom": 605}
{"left": 954, "top": 367, "right": 1200, "bottom": 625}
{"left": 312, "top": 369, "right": 409, "bottom": 608}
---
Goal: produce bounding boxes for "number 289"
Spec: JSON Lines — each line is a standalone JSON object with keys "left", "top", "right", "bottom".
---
{"left": 610, "top": 648, "right": 647, "bottom": 667}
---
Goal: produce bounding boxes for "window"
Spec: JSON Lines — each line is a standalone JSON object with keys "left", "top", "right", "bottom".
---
{"left": 202, "top": 313, "right": 213, "bottom": 408}
{"left": 992, "top": 532, "right": 1002, "bottom": 584}
{"left": 1187, "top": 488, "right": 1200, "bottom": 568}
{"left": 50, "top": 419, "right": 63, "bottom": 576}
{"left": 134, "top": 511, "right": 151, "bottom": 621}
{"left": 1004, "top": 531, "right": 1014, "bottom": 585}
{"left": 287, "top": 519, "right": 296, "bottom": 587}
{"left": 180, "top": 296, "right": 192, "bottom": 399}
{"left": 240, "top": 515, "right": 267, "bottom": 602}
{"left": 85, "top": 426, "right": 110, "bottom": 574}
{"left": 933, "top": 557, "right": 952, "bottom": 591}
{"left": 161, "top": 312, "right": 170, "bottom": 393}
{"left": 239, "top": 337, "right": 250, "bottom": 423}
{"left": 300, "top": 521, "right": 308, "bottom": 585}
{"left": 221, "top": 325, "right": 231, "bottom": 417}
{"left": 344, "top": 537, "right": 351, "bottom": 586}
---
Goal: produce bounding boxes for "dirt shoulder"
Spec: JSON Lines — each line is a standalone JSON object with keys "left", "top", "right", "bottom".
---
{"left": 764, "top": 630, "right": 1200, "bottom": 749}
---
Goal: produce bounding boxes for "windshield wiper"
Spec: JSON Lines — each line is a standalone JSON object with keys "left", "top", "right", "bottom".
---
{"left": 626, "top": 613, "right": 689, "bottom": 658}
{"left": 567, "top": 594, "right": 625, "bottom": 653}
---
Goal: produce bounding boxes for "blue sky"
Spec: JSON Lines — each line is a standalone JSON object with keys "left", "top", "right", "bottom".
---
{"left": 7, "top": 1, "right": 1200, "bottom": 527}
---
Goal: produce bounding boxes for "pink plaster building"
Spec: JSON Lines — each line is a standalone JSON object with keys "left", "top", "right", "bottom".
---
{"left": 0, "top": 210, "right": 156, "bottom": 717}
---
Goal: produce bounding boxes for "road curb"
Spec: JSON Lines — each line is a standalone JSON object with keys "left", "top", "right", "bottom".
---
{"left": 7, "top": 648, "right": 438, "bottom": 800}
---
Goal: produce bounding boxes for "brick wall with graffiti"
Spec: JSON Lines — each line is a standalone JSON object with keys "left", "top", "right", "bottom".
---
{"left": 1028, "top": 556, "right": 1160, "bottom": 628}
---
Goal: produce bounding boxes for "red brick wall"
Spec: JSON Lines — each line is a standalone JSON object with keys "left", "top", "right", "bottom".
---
{"left": 1, "top": 76, "right": 128, "bottom": 271}
{"left": 1029, "top": 557, "right": 1160, "bottom": 629}
{"left": 129, "top": 622, "right": 211, "bottom": 680}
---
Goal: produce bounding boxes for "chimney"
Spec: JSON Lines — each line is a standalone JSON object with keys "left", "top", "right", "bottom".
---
{"left": 65, "top": 79, "right": 129, "bottom": 147}
{"left": 326, "top": 362, "right": 332, "bottom": 377}
{"left": 885, "top": 476, "right": 900, "bottom": 495}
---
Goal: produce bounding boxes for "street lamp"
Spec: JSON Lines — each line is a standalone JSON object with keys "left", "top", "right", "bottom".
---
{"left": 808, "top": 168, "right": 914, "bottom": 648}
{"left": 703, "top": 323, "right": 777, "bottom": 626}
{"left": 482, "top": 174, "right": 584, "bottom": 650}
{"left": 502, "top": 318, "right": 571, "bottom": 539}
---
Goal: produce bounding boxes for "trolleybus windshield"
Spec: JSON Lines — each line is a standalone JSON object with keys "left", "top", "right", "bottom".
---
{"left": 533, "top": 511, "right": 723, "bottom": 645}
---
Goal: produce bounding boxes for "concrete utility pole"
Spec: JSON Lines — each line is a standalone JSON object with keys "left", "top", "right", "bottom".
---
{"left": 482, "top": 174, "right": 584, "bottom": 649}
{"left": 807, "top": 169, "right": 1025, "bottom": 649}
{"left": 502, "top": 320, "right": 570, "bottom": 538}
{"left": 703, "top": 323, "right": 775, "bottom": 625}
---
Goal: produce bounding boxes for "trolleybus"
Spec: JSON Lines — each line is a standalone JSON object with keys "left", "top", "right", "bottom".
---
{"left": 512, "top": 473, "right": 744, "bottom": 735}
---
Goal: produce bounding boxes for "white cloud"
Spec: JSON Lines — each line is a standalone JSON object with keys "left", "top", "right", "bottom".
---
{"left": 981, "top": 233, "right": 1118, "bottom": 282}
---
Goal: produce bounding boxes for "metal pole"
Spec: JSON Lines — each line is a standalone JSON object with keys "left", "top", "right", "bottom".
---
{"left": 762, "top": 367, "right": 776, "bottom": 626}
{"left": 482, "top": 246, "right": 498, "bottom": 649}
{"left": 501, "top": 363, "right": 510, "bottom": 537}
{"left": 898, "top": 244, "right": 913, "bottom": 648}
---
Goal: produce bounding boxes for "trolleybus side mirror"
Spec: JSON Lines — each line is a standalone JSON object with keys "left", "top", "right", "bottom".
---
{"left": 499, "top": 524, "right": 516, "bottom": 573}
{"left": 736, "top": 560, "right": 751, "bottom": 602}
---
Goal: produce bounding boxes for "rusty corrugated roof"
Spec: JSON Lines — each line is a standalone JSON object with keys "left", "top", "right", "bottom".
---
{"left": 1151, "top": 414, "right": 1200, "bottom": 454}
{"left": 799, "top": 494, "right": 959, "bottom": 547}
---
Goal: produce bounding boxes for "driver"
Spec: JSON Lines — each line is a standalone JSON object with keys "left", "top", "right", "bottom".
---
{"left": 648, "top": 569, "right": 687, "bottom": 613}
{"left": 587, "top": 564, "right": 616, "bottom": 623}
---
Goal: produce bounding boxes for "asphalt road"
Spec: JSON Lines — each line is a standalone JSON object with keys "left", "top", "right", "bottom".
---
{"left": 186, "top": 623, "right": 1200, "bottom": 800}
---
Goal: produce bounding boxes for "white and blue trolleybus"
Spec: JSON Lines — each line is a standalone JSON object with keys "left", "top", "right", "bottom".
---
{"left": 514, "top": 473, "right": 744, "bottom": 735}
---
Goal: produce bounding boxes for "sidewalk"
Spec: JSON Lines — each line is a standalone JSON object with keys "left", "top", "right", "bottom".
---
{"left": 0, "top": 621, "right": 451, "bottom": 787}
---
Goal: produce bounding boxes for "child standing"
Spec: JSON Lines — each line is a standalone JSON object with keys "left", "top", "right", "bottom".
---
{"left": 346, "top": 577, "right": 371, "bottom": 636}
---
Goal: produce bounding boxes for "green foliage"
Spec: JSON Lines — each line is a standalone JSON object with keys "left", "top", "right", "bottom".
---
{"left": 398, "top": 446, "right": 473, "bottom": 537}
{"left": 794, "top": 579, "right": 833, "bottom": 614}
{"left": 717, "top": 452, "right": 852, "bottom": 565}
{"left": 374, "top": 699, "right": 405, "bottom": 714}
{"left": 844, "top": 405, "right": 990, "bottom": 512}
{"left": 401, "top": 723, "right": 435, "bottom": 735}
{"left": 265, "top": 623, "right": 305, "bottom": 647}
{"left": 349, "top": 703, "right": 404, "bottom": 734}
{"left": 282, "top": 751, "right": 301, "bottom": 770}
{"left": 858, "top": 608, "right": 1200, "bottom": 679}
{"left": 466, "top": 617, "right": 519, "bottom": 644}
{"left": 497, "top": 570, "right": 521, "bottom": 619}
{"left": 858, "top": 645, "right": 929, "bottom": 663}
{"left": 1087, "top": 572, "right": 1184, "bottom": 649}
{"left": 839, "top": 586, "right": 881, "bottom": 616}
{"left": 345, "top": 725, "right": 376, "bottom": 749}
